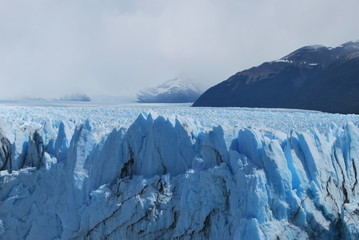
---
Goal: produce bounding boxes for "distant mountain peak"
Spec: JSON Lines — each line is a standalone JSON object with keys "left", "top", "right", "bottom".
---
{"left": 338, "top": 41, "right": 359, "bottom": 48}
{"left": 280, "top": 45, "right": 331, "bottom": 65}
{"left": 137, "top": 78, "right": 203, "bottom": 103}
{"left": 279, "top": 41, "right": 359, "bottom": 66}
{"left": 301, "top": 44, "right": 327, "bottom": 50}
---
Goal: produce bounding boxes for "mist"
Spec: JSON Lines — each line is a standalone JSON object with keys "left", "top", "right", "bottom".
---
{"left": 0, "top": 0, "right": 358, "bottom": 99}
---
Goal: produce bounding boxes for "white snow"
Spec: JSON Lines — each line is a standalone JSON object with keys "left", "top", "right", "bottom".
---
{"left": 273, "top": 59, "right": 293, "bottom": 63}
{"left": 136, "top": 77, "right": 202, "bottom": 103}
{"left": 0, "top": 102, "right": 359, "bottom": 239}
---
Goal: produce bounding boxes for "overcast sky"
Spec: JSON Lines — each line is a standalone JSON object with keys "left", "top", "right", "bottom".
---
{"left": 0, "top": 0, "right": 358, "bottom": 99}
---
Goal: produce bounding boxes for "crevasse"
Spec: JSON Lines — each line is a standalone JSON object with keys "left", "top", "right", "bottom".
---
{"left": 0, "top": 114, "right": 358, "bottom": 239}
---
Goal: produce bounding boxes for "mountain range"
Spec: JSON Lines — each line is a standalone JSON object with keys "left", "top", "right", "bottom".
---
{"left": 193, "top": 41, "right": 359, "bottom": 114}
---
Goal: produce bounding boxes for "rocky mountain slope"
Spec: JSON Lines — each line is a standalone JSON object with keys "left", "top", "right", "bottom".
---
{"left": 193, "top": 41, "right": 359, "bottom": 114}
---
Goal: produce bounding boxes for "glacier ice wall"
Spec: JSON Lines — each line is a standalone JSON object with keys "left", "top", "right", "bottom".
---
{"left": 0, "top": 114, "right": 359, "bottom": 239}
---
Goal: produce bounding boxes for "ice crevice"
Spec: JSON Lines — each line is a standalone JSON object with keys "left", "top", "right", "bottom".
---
{"left": 0, "top": 114, "right": 359, "bottom": 239}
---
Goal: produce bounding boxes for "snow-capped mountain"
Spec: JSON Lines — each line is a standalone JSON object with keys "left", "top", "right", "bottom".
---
{"left": 193, "top": 41, "right": 359, "bottom": 114}
{"left": 0, "top": 104, "right": 359, "bottom": 239}
{"left": 137, "top": 78, "right": 203, "bottom": 103}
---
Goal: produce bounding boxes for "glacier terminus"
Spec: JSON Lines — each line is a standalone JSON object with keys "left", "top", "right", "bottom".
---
{"left": 0, "top": 103, "right": 359, "bottom": 239}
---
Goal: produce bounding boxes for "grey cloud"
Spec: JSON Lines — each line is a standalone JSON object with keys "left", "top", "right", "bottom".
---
{"left": 0, "top": 0, "right": 358, "bottom": 99}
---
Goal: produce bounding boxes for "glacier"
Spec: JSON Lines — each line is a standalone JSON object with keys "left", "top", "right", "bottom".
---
{"left": 0, "top": 104, "right": 359, "bottom": 239}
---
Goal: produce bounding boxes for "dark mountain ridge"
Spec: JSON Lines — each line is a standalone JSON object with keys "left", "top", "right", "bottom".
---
{"left": 193, "top": 41, "right": 359, "bottom": 114}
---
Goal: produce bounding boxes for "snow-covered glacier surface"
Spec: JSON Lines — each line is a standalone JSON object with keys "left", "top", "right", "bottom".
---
{"left": 1, "top": 103, "right": 359, "bottom": 239}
